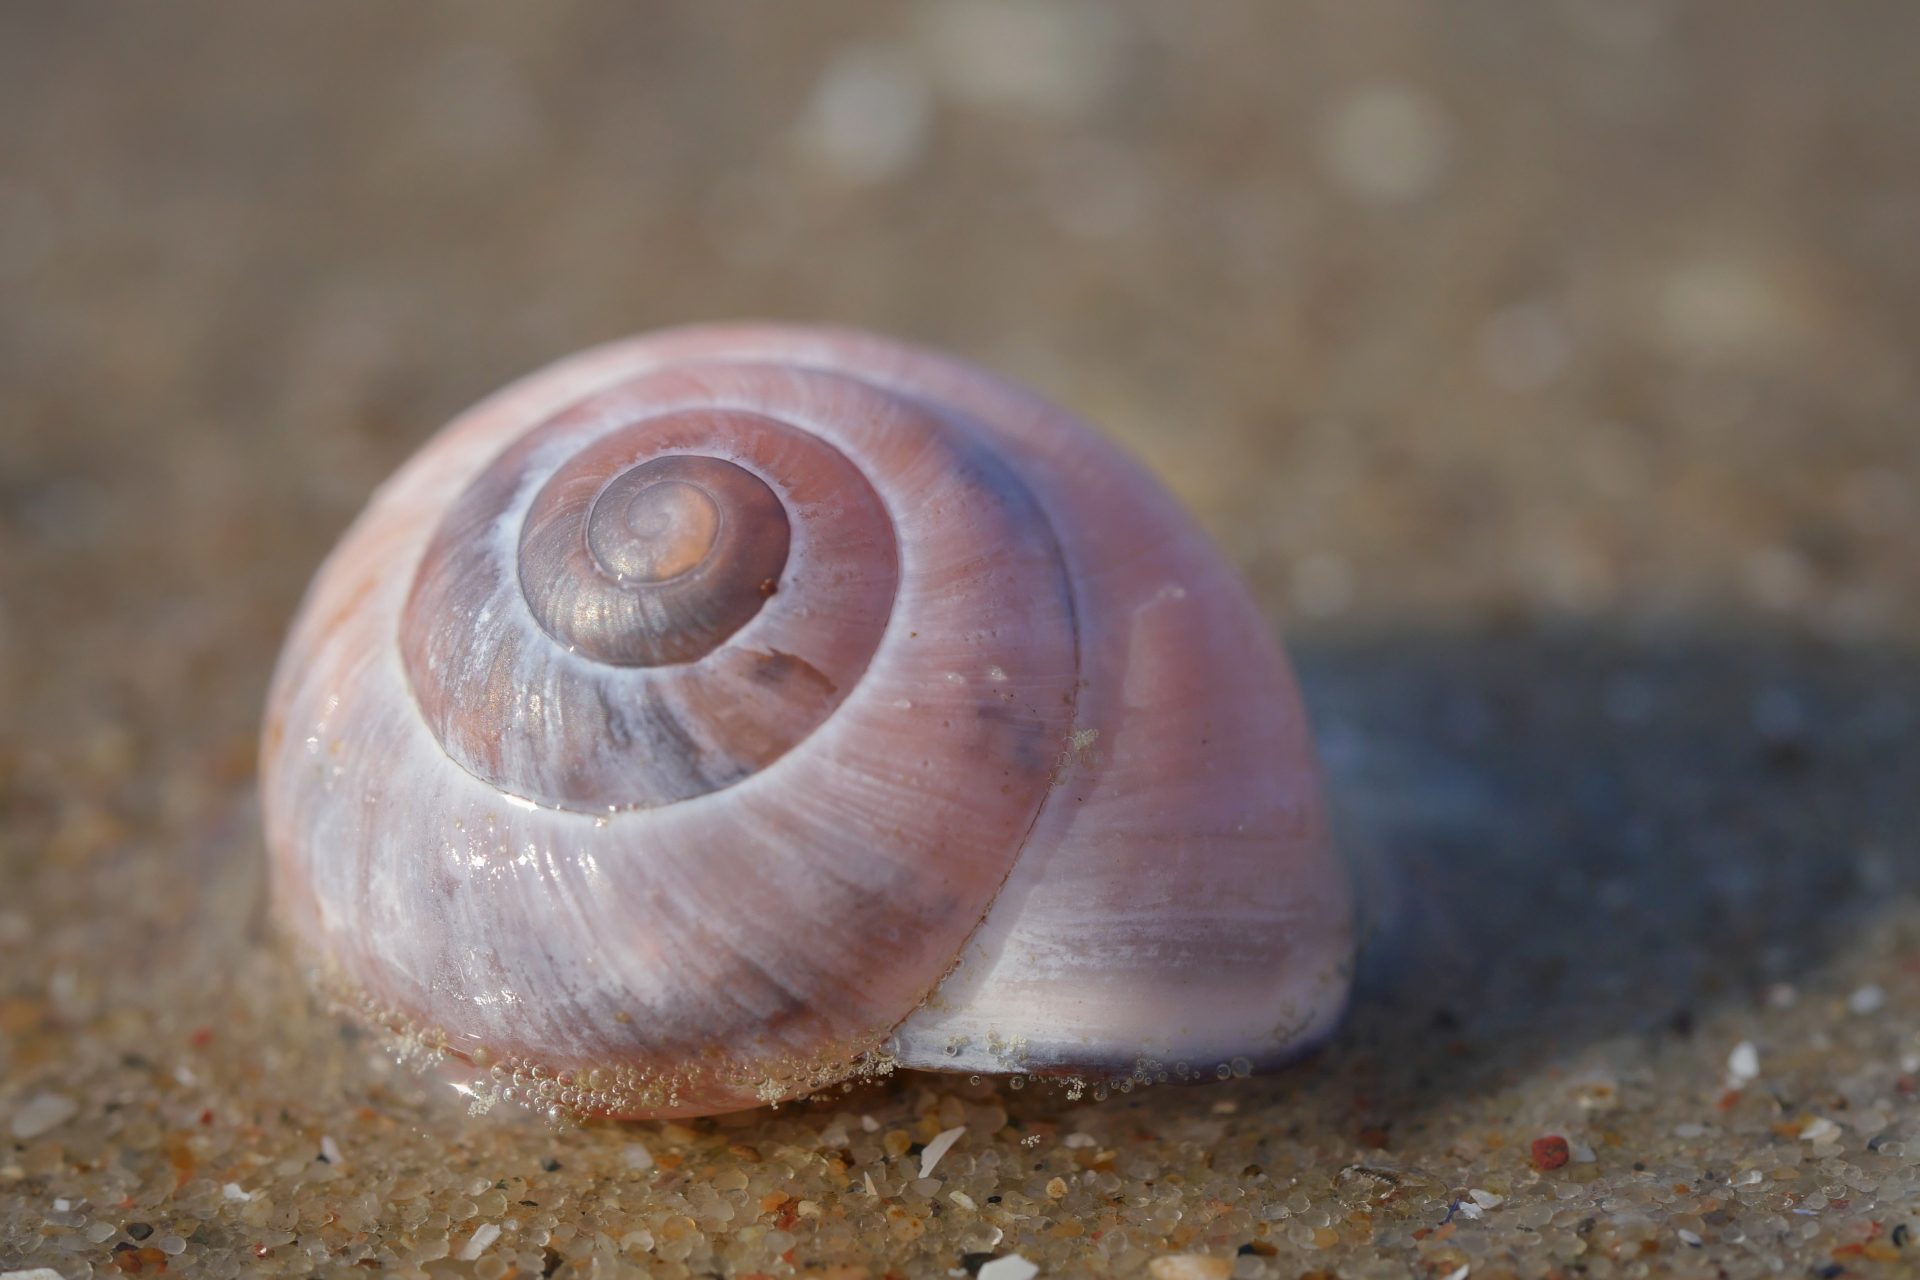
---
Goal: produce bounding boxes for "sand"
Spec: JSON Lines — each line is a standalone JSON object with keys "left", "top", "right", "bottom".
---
{"left": 3, "top": 4, "right": 1918, "bottom": 1277}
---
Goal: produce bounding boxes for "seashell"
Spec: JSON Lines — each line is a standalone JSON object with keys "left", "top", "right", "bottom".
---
{"left": 260, "top": 324, "right": 1355, "bottom": 1118}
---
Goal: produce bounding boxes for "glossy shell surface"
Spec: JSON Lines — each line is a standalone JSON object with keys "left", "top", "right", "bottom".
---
{"left": 261, "top": 324, "right": 1354, "bottom": 1117}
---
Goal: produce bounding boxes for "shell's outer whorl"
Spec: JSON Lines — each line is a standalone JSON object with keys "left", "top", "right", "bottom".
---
{"left": 261, "top": 323, "right": 1355, "bottom": 1117}
{"left": 563, "top": 328, "right": 1356, "bottom": 1078}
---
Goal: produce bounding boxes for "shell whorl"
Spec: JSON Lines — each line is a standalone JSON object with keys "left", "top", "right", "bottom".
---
{"left": 399, "top": 396, "right": 912, "bottom": 812}
{"left": 521, "top": 447, "right": 793, "bottom": 666}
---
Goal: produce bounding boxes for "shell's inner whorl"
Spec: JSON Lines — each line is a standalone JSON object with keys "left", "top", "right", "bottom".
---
{"left": 522, "top": 452, "right": 791, "bottom": 667}
{"left": 399, "top": 402, "right": 900, "bottom": 813}
{"left": 591, "top": 470, "right": 720, "bottom": 582}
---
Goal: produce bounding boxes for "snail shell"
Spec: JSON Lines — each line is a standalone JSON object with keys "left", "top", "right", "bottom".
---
{"left": 261, "top": 324, "right": 1354, "bottom": 1118}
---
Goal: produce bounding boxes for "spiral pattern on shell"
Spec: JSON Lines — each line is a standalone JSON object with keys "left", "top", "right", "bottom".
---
{"left": 262, "top": 325, "right": 1353, "bottom": 1118}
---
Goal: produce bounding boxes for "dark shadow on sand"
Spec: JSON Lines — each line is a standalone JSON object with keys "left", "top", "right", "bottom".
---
{"left": 1295, "top": 622, "right": 1920, "bottom": 1131}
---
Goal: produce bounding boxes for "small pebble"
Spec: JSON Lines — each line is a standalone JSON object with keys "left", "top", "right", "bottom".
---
{"left": 795, "top": 44, "right": 931, "bottom": 185}
{"left": 1147, "top": 1255, "right": 1233, "bottom": 1280}
{"left": 1849, "top": 984, "right": 1887, "bottom": 1015}
{"left": 976, "top": 1255, "right": 1040, "bottom": 1280}
{"left": 8, "top": 1093, "right": 78, "bottom": 1140}
{"left": 1529, "top": 1135, "right": 1571, "bottom": 1171}
{"left": 917, "top": 0, "right": 1119, "bottom": 116}
{"left": 1800, "top": 1117, "right": 1842, "bottom": 1143}
{"left": 457, "top": 1222, "right": 502, "bottom": 1261}
{"left": 1727, "top": 1040, "right": 1760, "bottom": 1085}
{"left": 1319, "top": 81, "right": 1454, "bottom": 205}
{"left": 919, "top": 1125, "right": 966, "bottom": 1178}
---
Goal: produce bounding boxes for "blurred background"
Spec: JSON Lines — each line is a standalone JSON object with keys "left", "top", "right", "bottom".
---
{"left": 2, "top": 3, "right": 1919, "bottom": 1276}
{"left": 4, "top": 1, "right": 1916, "bottom": 660}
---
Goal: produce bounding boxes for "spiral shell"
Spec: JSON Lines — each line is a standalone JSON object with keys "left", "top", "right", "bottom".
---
{"left": 262, "top": 324, "right": 1354, "bottom": 1118}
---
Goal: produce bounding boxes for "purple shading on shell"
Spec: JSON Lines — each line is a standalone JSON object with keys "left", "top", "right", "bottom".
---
{"left": 260, "top": 324, "right": 1355, "bottom": 1118}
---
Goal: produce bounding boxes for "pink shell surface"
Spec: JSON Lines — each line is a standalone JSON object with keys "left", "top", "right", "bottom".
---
{"left": 261, "top": 324, "right": 1353, "bottom": 1115}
